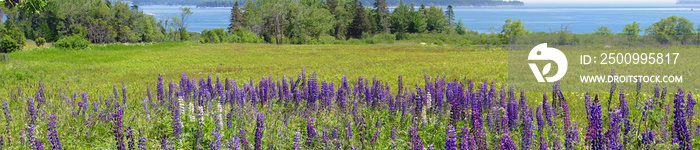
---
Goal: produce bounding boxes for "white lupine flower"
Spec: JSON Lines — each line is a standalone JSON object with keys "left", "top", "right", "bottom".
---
{"left": 217, "top": 103, "right": 223, "bottom": 127}
{"left": 189, "top": 103, "right": 195, "bottom": 122}
{"left": 423, "top": 92, "right": 431, "bottom": 124}
{"left": 178, "top": 96, "right": 185, "bottom": 126}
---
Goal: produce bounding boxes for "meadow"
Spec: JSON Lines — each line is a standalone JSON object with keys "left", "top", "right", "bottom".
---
{"left": 0, "top": 42, "right": 696, "bottom": 149}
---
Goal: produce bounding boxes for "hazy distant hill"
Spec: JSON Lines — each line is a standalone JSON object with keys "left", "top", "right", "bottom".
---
{"left": 135, "top": 0, "right": 523, "bottom": 7}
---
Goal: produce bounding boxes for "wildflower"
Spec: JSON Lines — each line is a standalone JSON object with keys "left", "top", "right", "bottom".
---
{"left": 113, "top": 101, "right": 125, "bottom": 150}
{"left": 293, "top": 131, "right": 302, "bottom": 150}
{"left": 306, "top": 118, "right": 316, "bottom": 146}
{"left": 254, "top": 112, "right": 263, "bottom": 150}
{"left": 409, "top": 126, "right": 423, "bottom": 150}
{"left": 522, "top": 107, "right": 534, "bottom": 150}
{"left": 229, "top": 135, "right": 240, "bottom": 150}
{"left": 445, "top": 125, "right": 457, "bottom": 150}
{"left": 138, "top": 136, "right": 146, "bottom": 150}
{"left": 585, "top": 95, "right": 603, "bottom": 150}
{"left": 673, "top": 89, "right": 692, "bottom": 150}
{"left": 500, "top": 133, "right": 517, "bottom": 150}
{"left": 47, "top": 114, "right": 62, "bottom": 150}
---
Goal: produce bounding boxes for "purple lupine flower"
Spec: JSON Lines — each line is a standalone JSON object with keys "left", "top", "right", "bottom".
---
{"left": 357, "top": 118, "right": 367, "bottom": 144}
{"left": 552, "top": 139, "right": 561, "bottom": 150}
{"left": 160, "top": 135, "right": 167, "bottom": 150}
{"left": 618, "top": 89, "right": 631, "bottom": 136}
{"left": 337, "top": 86, "right": 346, "bottom": 113}
{"left": 28, "top": 97, "right": 37, "bottom": 124}
{"left": 522, "top": 107, "right": 534, "bottom": 150}
{"left": 306, "top": 73, "right": 319, "bottom": 113}
{"left": 471, "top": 93, "right": 483, "bottom": 132}
{"left": 346, "top": 121, "right": 353, "bottom": 140}
{"left": 229, "top": 135, "right": 240, "bottom": 150}
{"left": 641, "top": 131, "right": 654, "bottom": 146}
{"left": 122, "top": 81, "right": 127, "bottom": 104}
{"left": 673, "top": 89, "right": 691, "bottom": 150}
{"left": 138, "top": 136, "right": 147, "bottom": 150}
{"left": 239, "top": 127, "right": 250, "bottom": 150}
{"left": 210, "top": 118, "right": 221, "bottom": 150}
{"left": 389, "top": 127, "right": 397, "bottom": 149}
{"left": 293, "top": 131, "right": 302, "bottom": 150}
{"left": 585, "top": 95, "right": 603, "bottom": 150}
{"left": 2, "top": 99, "right": 11, "bottom": 132}
{"left": 370, "top": 129, "right": 380, "bottom": 147}
{"left": 35, "top": 140, "right": 44, "bottom": 150}
{"left": 687, "top": 92, "right": 695, "bottom": 127}
{"left": 458, "top": 127, "right": 475, "bottom": 150}
{"left": 172, "top": 100, "right": 182, "bottom": 139}
{"left": 27, "top": 124, "right": 38, "bottom": 149}
{"left": 254, "top": 112, "right": 264, "bottom": 150}
{"left": 426, "top": 144, "right": 434, "bottom": 150}
{"left": 447, "top": 82, "right": 461, "bottom": 125}
{"left": 536, "top": 106, "right": 544, "bottom": 133}
{"left": 332, "top": 127, "right": 340, "bottom": 149}
{"left": 113, "top": 101, "right": 125, "bottom": 150}
{"left": 608, "top": 69, "right": 617, "bottom": 111}
{"left": 306, "top": 118, "right": 316, "bottom": 146}
{"left": 507, "top": 97, "right": 518, "bottom": 129}
{"left": 445, "top": 125, "right": 457, "bottom": 150}
{"left": 542, "top": 92, "right": 554, "bottom": 130}
{"left": 126, "top": 127, "right": 135, "bottom": 150}
{"left": 500, "top": 133, "right": 517, "bottom": 150}
{"left": 562, "top": 97, "right": 577, "bottom": 150}
{"left": 409, "top": 126, "right": 423, "bottom": 150}
{"left": 606, "top": 111, "right": 622, "bottom": 150}
{"left": 158, "top": 74, "right": 165, "bottom": 106}
{"left": 519, "top": 88, "right": 527, "bottom": 118}
{"left": 321, "top": 127, "right": 329, "bottom": 149}
{"left": 47, "top": 114, "right": 62, "bottom": 150}
{"left": 565, "top": 124, "right": 580, "bottom": 150}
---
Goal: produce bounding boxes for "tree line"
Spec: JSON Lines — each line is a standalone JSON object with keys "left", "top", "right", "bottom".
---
{"left": 0, "top": 0, "right": 201, "bottom": 52}
{"left": 219, "top": 0, "right": 469, "bottom": 44}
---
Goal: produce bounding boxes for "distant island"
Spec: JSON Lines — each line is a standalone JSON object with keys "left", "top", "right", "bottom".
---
{"left": 134, "top": 0, "right": 524, "bottom": 7}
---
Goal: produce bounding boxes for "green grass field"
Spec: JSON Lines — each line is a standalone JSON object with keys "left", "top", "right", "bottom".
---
{"left": 0, "top": 42, "right": 510, "bottom": 149}
{"left": 0, "top": 42, "right": 696, "bottom": 149}
{"left": 0, "top": 42, "right": 506, "bottom": 95}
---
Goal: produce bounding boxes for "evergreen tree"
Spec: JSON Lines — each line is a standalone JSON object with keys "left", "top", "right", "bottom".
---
{"left": 347, "top": 0, "right": 370, "bottom": 39}
{"left": 407, "top": 5, "right": 425, "bottom": 33}
{"left": 228, "top": 1, "right": 244, "bottom": 32}
{"left": 455, "top": 17, "right": 466, "bottom": 35}
{"left": 373, "top": 0, "right": 390, "bottom": 33}
{"left": 424, "top": 6, "right": 447, "bottom": 33}
{"left": 445, "top": 5, "right": 454, "bottom": 25}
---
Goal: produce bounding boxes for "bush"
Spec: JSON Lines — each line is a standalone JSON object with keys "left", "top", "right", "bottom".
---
{"left": 35, "top": 37, "right": 46, "bottom": 47}
{"left": 372, "top": 33, "right": 396, "bottom": 44}
{"left": 230, "top": 27, "right": 264, "bottom": 43}
{"left": 1, "top": 35, "right": 21, "bottom": 53}
{"left": 54, "top": 35, "right": 90, "bottom": 49}
{"left": 317, "top": 35, "right": 336, "bottom": 44}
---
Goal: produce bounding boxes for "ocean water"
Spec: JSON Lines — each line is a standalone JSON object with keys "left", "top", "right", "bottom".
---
{"left": 140, "top": 5, "right": 700, "bottom": 34}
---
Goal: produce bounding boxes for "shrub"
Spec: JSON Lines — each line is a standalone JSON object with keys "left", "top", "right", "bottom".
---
{"left": 230, "top": 27, "right": 264, "bottom": 43}
{"left": 54, "top": 35, "right": 90, "bottom": 49}
{"left": 317, "top": 35, "right": 336, "bottom": 44}
{"left": 373, "top": 33, "right": 395, "bottom": 44}
{"left": 36, "top": 37, "right": 46, "bottom": 47}
{"left": 1, "top": 35, "right": 21, "bottom": 53}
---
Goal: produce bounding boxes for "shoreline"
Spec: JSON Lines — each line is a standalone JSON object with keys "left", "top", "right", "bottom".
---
{"left": 140, "top": 4, "right": 526, "bottom": 9}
